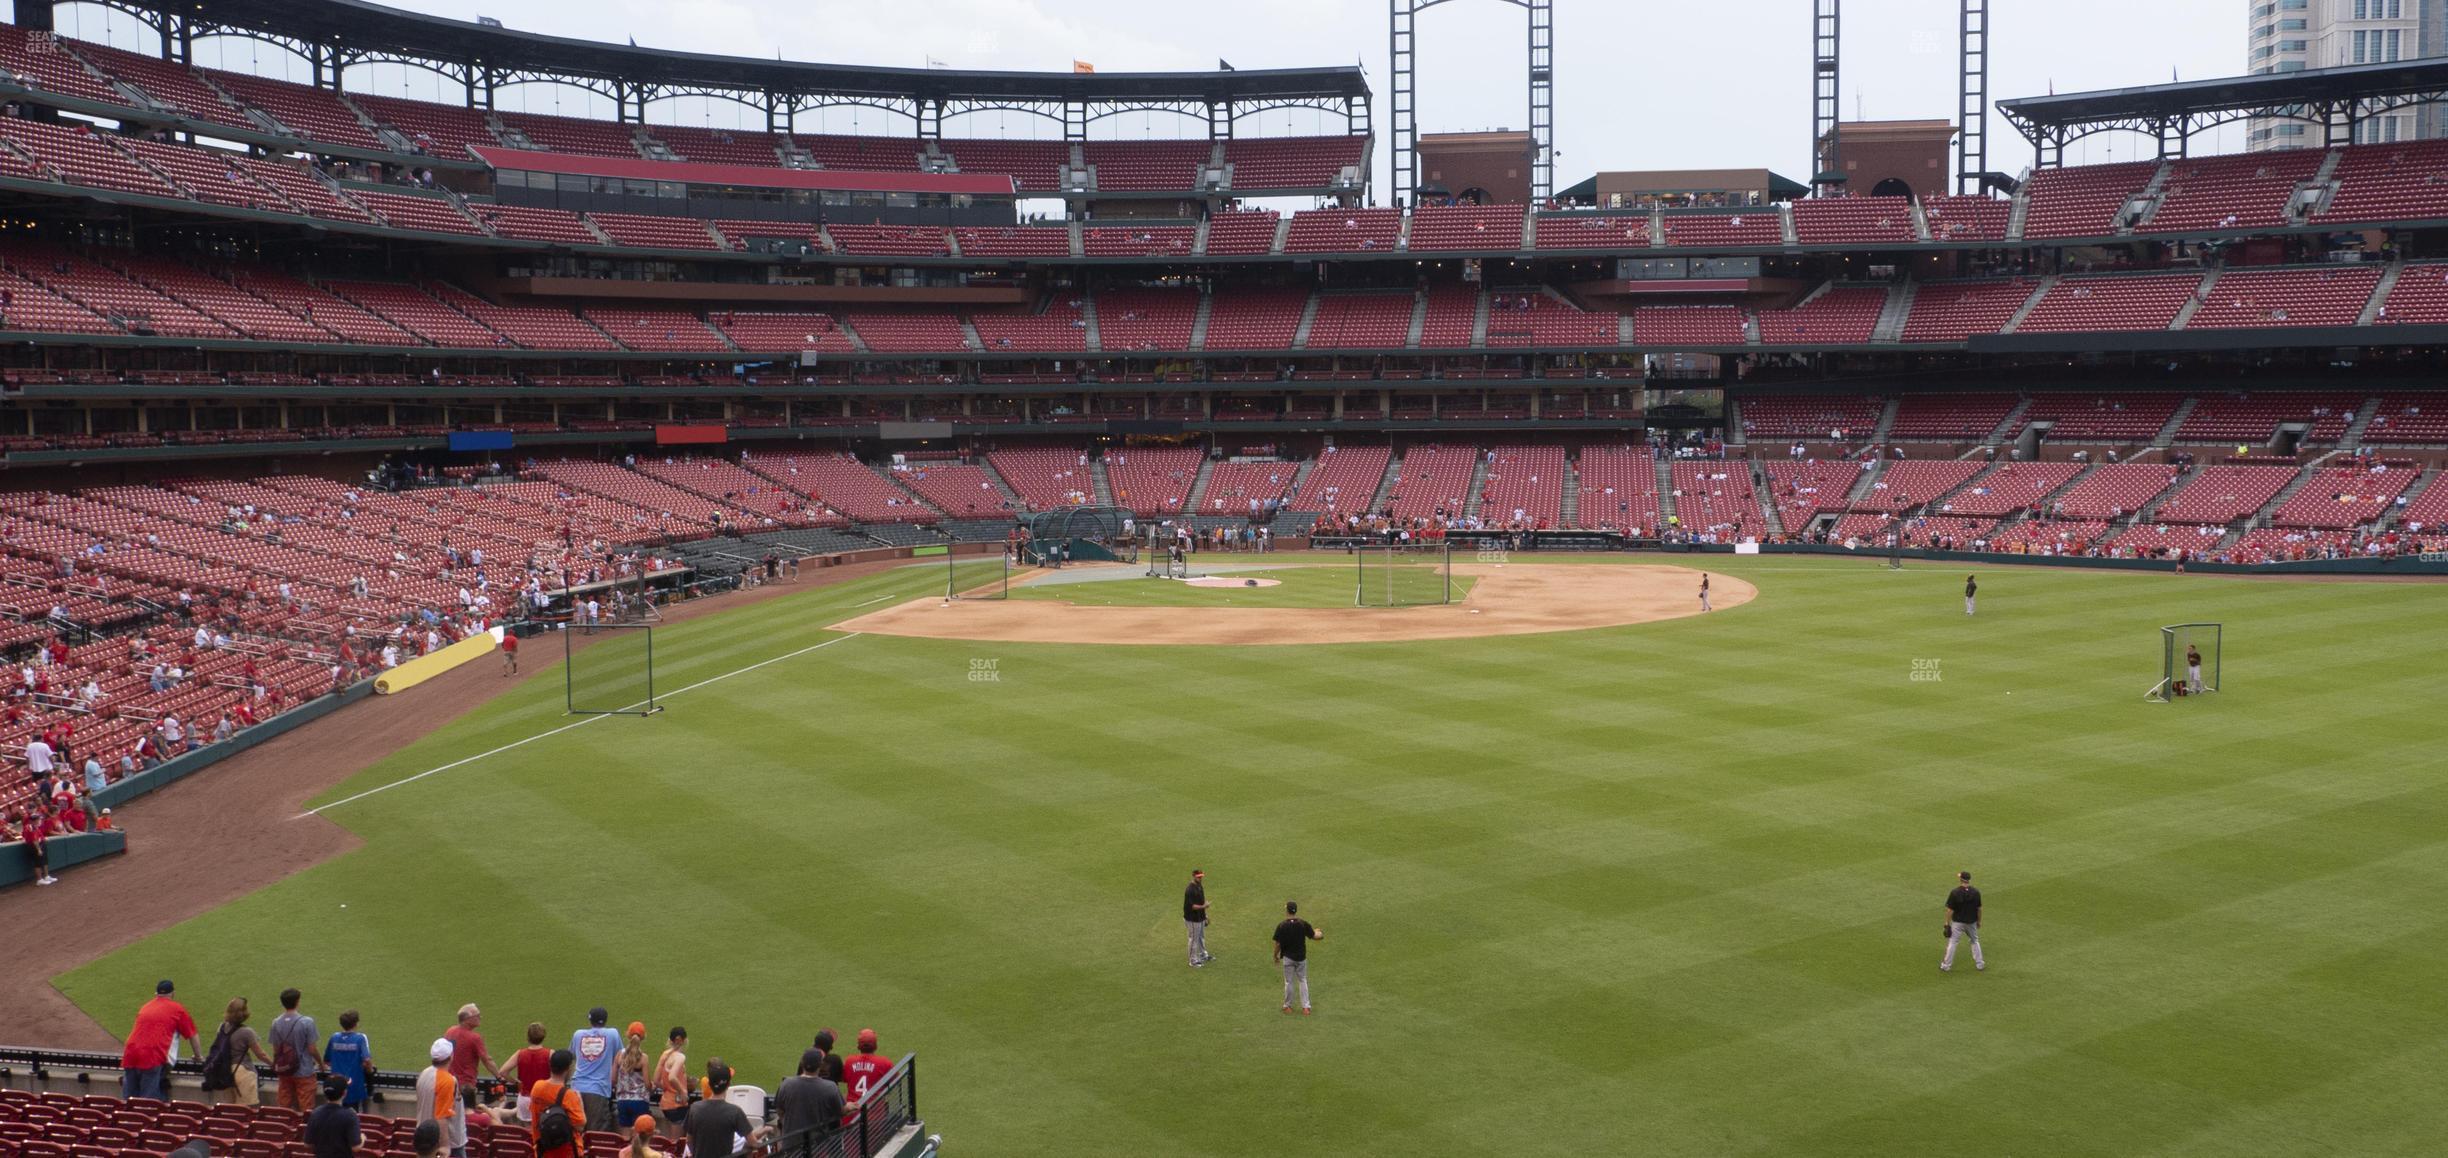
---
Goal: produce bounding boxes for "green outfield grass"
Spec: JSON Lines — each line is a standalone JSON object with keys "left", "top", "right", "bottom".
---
{"left": 56, "top": 557, "right": 2448, "bottom": 1156}
{"left": 1008, "top": 561, "right": 1474, "bottom": 608}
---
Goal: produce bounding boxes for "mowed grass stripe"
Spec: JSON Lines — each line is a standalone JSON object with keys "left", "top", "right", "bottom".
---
{"left": 55, "top": 558, "right": 2448, "bottom": 1157}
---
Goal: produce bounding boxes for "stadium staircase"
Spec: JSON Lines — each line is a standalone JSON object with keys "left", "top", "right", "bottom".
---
{"left": 1560, "top": 455, "right": 1580, "bottom": 526}
{"left": 1395, "top": 209, "right": 1414, "bottom": 250}
{"left": 1066, "top": 219, "right": 1085, "bottom": 258}
{"left": 2357, "top": 260, "right": 2403, "bottom": 325}
{"left": 1654, "top": 455, "right": 1678, "bottom": 526}
{"left": 1869, "top": 398, "right": 1901, "bottom": 445}
{"left": 942, "top": 231, "right": 966, "bottom": 259}
{"left": 1470, "top": 289, "right": 1491, "bottom": 347}
{"left": 1405, "top": 289, "right": 1428, "bottom": 348}
{"left": 1870, "top": 282, "right": 1917, "bottom": 342}
{"left": 2247, "top": 455, "right": 2338, "bottom": 530}
{"left": 1270, "top": 214, "right": 1292, "bottom": 254}
{"left": 1842, "top": 459, "right": 1885, "bottom": 507}
{"left": 1181, "top": 455, "right": 1216, "bottom": 513}
{"left": 956, "top": 317, "right": 986, "bottom": 352}
{"left": 1191, "top": 216, "right": 1211, "bottom": 255}
{"left": 1980, "top": 398, "right": 2033, "bottom": 448}
{"left": 1188, "top": 291, "right": 1215, "bottom": 350}
{"left": 1907, "top": 198, "right": 1934, "bottom": 242}
{"left": 2292, "top": 148, "right": 2346, "bottom": 222}
{"left": 1292, "top": 291, "right": 1321, "bottom": 349}
{"left": 1081, "top": 296, "right": 1103, "bottom": 351}
{"left": 2125, "top": 161, "right": 2176, "bottom": 232}
{"left": 1740, "top": 310, "right": 1761, "bottom": 345}
{"left": 1777, "top": 205, "right": 1798, "bottom": 246}
{"left": 2338, "top": 395, "right": 2383, "bottom": 450}
{"left": 2005, "top": 172, "right": 2033, "bottom": 241}
{"left": 2170, "top": 268, "right": 2221, "bottom": 329}
{"left": 2377, "top": 469, "right": 2438, "bottom": 531}
{"left": 1751, "top": 459, "right": 1784, "bottom": 535}
{"left": 966, "top": 456, "right": 1026, "bottom": 513}
{"left": 1462, "top": 452, "right": 1492, "bottom": 520}
{"left": 1089, "top": 455, "right": 1115, "bottom": 506}
{"left": 2150, "top": 399, "right": 2198, "bottom": 448}
{"left": 1365, "top": 450, "right": 1403, "bottom": 514}
{"left": 1999, "top": 275, "right": 2057, "bottom": 333}
{"left": 1518, "top": 208, "right": 1537, "bottom": 249}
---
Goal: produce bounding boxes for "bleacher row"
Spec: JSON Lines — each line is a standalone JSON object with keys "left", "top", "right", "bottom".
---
{"left": 1738, "top": 390, "right": 2445, "bottom": 447}
{"left": 0, "top": 24, "right": 1361, "bottom": 193}
{"left": 12, "top": 245, "right": 2444, "bottom": 355}
{"left": 0, "top": 1082, "right": 669, "bottom": 1158}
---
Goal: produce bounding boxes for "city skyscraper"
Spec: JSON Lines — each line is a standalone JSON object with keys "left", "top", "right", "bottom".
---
{"left": 2249, "top": 0, "right": 2446, "bottom": 149}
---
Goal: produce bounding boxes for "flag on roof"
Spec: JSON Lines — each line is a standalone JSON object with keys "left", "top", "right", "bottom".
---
{"left": 1073, "top": 60, "right": 1096, "bottom": 74}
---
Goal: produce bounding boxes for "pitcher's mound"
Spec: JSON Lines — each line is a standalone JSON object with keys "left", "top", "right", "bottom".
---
{"left": 834, "top": 563, "right": 1752, "bottom": 646}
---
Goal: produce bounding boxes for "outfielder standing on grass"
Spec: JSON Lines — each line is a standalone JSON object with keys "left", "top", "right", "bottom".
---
{"left": 1184, "top": 869, "right": 1214, "bottom": 967}
{"left": 1699, "top": 573, "right": 1712, "bottom": 612}
{"left": 1272, "top": 901, "right": 1324, "bottom": 1014}
{"left": 2186, "top": 643, "right": 2204, "bottom": 695}
{"left": 1941, "top": 871, "right": 1985, "bottom": 972}
{"left": 1964, "top": 574, "right": 1978, "bottom": 616}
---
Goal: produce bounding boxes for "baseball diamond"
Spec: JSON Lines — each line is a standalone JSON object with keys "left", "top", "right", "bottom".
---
{"left": 1, "top": 2, "right": 2447, "bottom": 1156}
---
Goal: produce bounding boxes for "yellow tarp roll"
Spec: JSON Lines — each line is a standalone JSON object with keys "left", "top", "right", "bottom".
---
{"left": 373, "top": 630, "right": 500, "bottom": 695}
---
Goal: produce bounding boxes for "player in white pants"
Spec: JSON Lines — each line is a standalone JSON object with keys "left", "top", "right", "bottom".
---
{"left": 1941, "top": 871, "right": 1985, "bottom": 972}
{"left": 1183, "top": 869, "right": 1212, "bottom": 967}
{"left": 1272, "top": 901, "right": 1323, "bottom": 1013}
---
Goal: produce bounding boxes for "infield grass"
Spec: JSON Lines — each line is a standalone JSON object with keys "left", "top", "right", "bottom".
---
{"left": 56, "top": 556, "right": 2448, "bottom": 1157}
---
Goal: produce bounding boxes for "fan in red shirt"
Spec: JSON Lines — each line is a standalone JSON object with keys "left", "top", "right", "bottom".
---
{"left": 119, "top": 981, "right": 200, "bottom": 1101}
{"left": 842, "top": 1029, "right": 893, "bottom": 1106}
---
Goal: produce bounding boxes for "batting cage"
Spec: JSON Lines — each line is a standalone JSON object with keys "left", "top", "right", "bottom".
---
{"left": 1354, "top": 541, "right": 1454, "bottom": 607}
{"left": 1024, "top": 505, "right": 1139, "bottom": 566}
{"left": 566, "top": 622, "right": 660, "bottom": 715}
{"left": 2146, "top": 622, "right": 2222, "bottom": 702}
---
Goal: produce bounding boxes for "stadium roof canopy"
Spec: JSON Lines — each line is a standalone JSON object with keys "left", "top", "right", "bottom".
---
{"left": 35, "top": 0, "right": 1370, "bottom": 124}
{"left": 1999, "top": 59, "right": 2448, "bottom": 165}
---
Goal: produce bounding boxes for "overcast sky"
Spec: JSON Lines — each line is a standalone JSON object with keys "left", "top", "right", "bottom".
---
{"left": 59, "top": 0, "right": 2251, "bottom": 188}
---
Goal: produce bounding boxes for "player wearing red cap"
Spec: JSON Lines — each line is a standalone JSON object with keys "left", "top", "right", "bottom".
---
{"left": 841, "top": 1030, "right": 893, "bottom": 1107}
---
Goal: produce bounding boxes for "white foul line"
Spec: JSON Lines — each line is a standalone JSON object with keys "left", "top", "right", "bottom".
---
{"left": 302, "top": 632, "right": 865, "bottom": 816}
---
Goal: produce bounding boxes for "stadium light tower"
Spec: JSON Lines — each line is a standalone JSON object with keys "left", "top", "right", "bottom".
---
{"left": 1811, "top": 1, "right": 1996, "bottom": 196}
{"left": 1958, "top": 0, "right": 1990, "bottom": 194}
{"left": 1813, "top": 0, "right": 1840, "bottom": 189}
{"left": 1388, "top": 0, "right": 1556, "bottom": 205}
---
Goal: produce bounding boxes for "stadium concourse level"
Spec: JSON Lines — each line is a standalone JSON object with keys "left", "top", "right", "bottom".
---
{"left": 2, "top": 246, "right": 2447, "bottom": 358}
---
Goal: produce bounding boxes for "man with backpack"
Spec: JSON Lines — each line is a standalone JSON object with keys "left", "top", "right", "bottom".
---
{"left": 528, "top": 1049, "right": 586, "bottom": 1158}
{"left": 269, "top": 988, "right": 327, "bottom": 1113}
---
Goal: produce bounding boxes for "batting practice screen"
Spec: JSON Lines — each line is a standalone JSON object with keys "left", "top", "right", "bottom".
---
{"left": 1354, "top": 542, "right": 1453, "bottom": 607}
{"left": 566, "top": 622, "right": 660, "bottom": 715}
{"left": 2147, "top": 622, "right": 2222, "bottom": 702}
